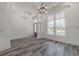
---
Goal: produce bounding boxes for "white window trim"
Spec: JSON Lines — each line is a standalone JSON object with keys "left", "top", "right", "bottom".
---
{"left": 47, "top": 12, "right": 65, "bottom": 36}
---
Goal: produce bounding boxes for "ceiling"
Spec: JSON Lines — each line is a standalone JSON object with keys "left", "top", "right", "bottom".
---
{"left": 8, "top": 2, "right": 68, "bottom": 17}
{"left": 14, "top": 2, "right": 65, "bottom": 9}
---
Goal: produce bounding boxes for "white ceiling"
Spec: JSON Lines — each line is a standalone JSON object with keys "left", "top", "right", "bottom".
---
{"left": 9, "top": 2, "right": 67, "bottom": 16}
{"left": 14, "top": 2, "right": 65, "bottom": 9}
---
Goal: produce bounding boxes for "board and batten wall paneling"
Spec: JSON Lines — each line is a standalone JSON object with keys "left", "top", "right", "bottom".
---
{"left": 0, "top": 2, "right": 33, "bottom": 51}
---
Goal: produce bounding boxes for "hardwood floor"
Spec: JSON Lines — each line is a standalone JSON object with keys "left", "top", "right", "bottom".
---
{"left": 0, "top": 37, "right": 79, "bottom": 56}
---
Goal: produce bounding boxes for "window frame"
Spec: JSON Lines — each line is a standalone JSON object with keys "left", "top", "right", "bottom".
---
{"left": 47, "top": 11, "right": 65, "bottom": 36}
{"left": 55, "top": 12, "right": 65, "bottom": 36}
{"left": 47, "top": 15, "right": 54, "bottom": 35}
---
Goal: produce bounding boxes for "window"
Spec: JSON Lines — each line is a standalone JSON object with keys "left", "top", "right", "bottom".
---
{"left": 34, "top": 19, "right": 37, "bottom": 32}
{"left": 56, "top": 12, "right": 65, "bottom": 36}
{"left": 47, "top": 12, "right": 65, "bottom": 36}
{"left": 48, "top": 15, "right": 54, "bottom": 34}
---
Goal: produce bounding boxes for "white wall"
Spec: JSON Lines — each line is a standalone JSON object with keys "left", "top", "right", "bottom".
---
{"left": 0, "top": 2, "right": 33, "bottom": 51}
{"left": 45, "top": 2, "right": 79, "bottom": 46}
{"left": 37, "top": 14, "right": 48, "bottom": 39}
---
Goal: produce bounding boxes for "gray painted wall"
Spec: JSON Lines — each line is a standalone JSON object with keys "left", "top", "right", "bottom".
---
{"left": 0, "top": 2, "right": 33, "bottom": 51}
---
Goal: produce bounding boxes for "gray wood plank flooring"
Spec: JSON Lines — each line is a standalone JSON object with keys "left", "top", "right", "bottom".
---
{"left": 0, "top": 37, "right": 79, "bottom": 56}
